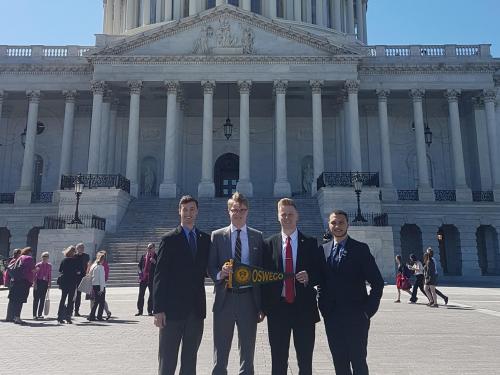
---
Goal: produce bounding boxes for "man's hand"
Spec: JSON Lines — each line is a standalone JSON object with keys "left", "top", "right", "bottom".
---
{"left": 220, "top": 262, "right": 233, "bottom": 279}
{"left": 296, "top": 270, "right": 309, "bottom": 285}
{"left": 154, "top": 312, "right": 166, "bottom": 329}
{"left": 257, "top": 311, "right": 266, "bottom": 323}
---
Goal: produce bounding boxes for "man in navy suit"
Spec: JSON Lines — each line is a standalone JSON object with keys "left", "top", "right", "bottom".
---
{"left": 262, "top": 198, "right": 322, "bottom": 375}
{"left": 318, "top": 209, "right": 384, "bottom": 375}
{"left": 153, "top": 195, "right": 210, "bottom": 375}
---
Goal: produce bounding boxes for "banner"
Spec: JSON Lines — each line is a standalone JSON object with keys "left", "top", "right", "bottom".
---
{"left": 227, "top": 260, "right": 295, "bottom": 289}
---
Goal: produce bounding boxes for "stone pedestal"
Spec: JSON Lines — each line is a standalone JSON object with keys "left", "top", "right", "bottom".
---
{"left": 273, "top": 181, "right": 292, "bottom": 198}
{"left": 159, "top": 183, "right": 178, "bottom": 198}
{"left": 198, "top": 181, "right": 215, "bottom": 198}
{"left": 418, "top": 187, "right": 434, "bottom": 202}
{"left": 380, "top": 187, "right": 398, "bottom": 202}
{"left": 455, "top": 187, "right": 472, "bottom": 202}
{"left": 236, "top": 180, "right": 253, "bottom": 197}
{"left": 14, "top": 190, "right": 32, "bottom": 205}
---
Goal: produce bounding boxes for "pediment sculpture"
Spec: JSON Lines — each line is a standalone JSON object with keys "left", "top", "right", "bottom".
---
{"left": 193, "top": 18, "right": 255, "bottom": 55}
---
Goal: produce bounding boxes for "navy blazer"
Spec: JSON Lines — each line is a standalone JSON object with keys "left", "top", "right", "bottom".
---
{"left": 153, "top": 225, "right": 210, "bottom": 320}
{"left": 317, "top": 236, "right": 384, "bottom": 319}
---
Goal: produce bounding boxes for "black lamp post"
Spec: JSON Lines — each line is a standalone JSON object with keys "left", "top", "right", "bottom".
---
{"left": 223, "top": 84, "right": 233, "bottom": 140}
{"left": 70, "top": 174, "right": 84, "bottom": 225}
{"left": 352, "top": 173, "right": 367, "bottom": 223}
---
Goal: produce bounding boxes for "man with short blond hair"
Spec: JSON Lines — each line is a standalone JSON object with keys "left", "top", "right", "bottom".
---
{"left": 209, "top": 191, "right": 264, "bottom": 375}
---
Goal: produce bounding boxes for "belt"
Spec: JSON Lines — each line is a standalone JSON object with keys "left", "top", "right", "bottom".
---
{"left": 227, "top": 287, "right": 253, "bottom": 294}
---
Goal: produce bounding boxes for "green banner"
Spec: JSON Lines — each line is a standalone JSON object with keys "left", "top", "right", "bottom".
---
{"left": 231, "top": 261, "right": 295, "bottom": 289}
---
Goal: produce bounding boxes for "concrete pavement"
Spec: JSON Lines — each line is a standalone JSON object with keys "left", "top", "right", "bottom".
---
{"left": 1, "top": 285, "right": 500, "bottom": 374}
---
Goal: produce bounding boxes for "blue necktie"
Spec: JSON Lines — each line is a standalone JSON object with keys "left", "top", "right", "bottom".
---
{"left": 188, "top": 231, "right": 197, "bottom": 258}
{"left": 328, "top": 243, "right": 339, "bottom": 268}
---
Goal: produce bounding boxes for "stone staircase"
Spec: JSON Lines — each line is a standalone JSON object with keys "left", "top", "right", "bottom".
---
{"left": 102, "top": 197, "right": 326, "bottom": 287}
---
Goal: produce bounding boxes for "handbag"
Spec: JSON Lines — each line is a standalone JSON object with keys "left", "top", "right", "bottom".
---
{"left": 44, "top": 290, "right": 51, "bottom": 316}
{"left": 77, "top": 274, "right": 93, "bottom": 295}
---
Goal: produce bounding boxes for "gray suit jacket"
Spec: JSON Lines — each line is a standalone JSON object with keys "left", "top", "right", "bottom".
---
{"left": 208, "top": 225, "right": 264, "bottom": 313}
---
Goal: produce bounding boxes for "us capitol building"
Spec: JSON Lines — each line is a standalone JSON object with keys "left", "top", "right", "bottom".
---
{"left": 0, "top": 0, "right": 499, "bottom": 282}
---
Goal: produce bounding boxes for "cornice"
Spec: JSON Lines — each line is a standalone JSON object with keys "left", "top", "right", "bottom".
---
{"left": 358, "top": 62, "right": 497, "bottom": 75}
{"left": 0, "top": 64, "right": 92, "bottom": 75}
{"left": 91, "top": 6, "right": 362, "bottom": 58}
{"left": 90, "top": 55, "right": 360, "bottom": 65}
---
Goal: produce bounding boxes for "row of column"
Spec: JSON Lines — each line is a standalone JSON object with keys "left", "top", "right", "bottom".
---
{"left": 104, "top": 0, "right": 367, "bottom": 42}
{"left": 6, "top": 82, "right": 499, "bottom": 201}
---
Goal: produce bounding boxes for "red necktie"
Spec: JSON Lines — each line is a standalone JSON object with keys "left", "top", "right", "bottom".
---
{"left": 285, "top": 236, "right": 295, "bottom": 304}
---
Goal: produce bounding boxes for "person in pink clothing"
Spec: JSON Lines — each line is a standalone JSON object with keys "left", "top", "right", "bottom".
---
{"left": 6, "top": 247, "right": 35, "bottom": 324}
{"left": 33, "top": 252, "right": 52, "bottom": 319}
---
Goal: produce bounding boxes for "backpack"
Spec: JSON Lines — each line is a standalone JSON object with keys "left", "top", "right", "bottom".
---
{"left": 6, "top": 258, "right": 24, "bottom": 281}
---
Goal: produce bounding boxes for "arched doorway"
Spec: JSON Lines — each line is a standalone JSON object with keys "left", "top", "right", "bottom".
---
{"left": 27, "top": 227, "right": 42, "bottom": 259}
{"left": 0, "top": 227, "right": 11, "bottom": 259}
{"left": 476, "top": 225, "right": 500, "bottom": 275}
{"left": 140, "top": 157, "right": 159, "bottom": 197}
{"left": 214, "top": 153, "right": 239, "bottom": 197}
{"left": 400, "top": 224, "right": 423, "bottom": 263}
{"left": 437, "top": 225, "right": 462, "bottom": 276}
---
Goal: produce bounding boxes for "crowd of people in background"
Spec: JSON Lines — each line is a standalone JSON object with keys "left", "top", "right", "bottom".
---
{"left": 394, "top": 247, "right": 449, "bottom": 307}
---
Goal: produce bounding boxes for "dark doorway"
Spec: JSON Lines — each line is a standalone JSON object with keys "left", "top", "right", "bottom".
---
{"left": 437, "top": 225, "right": 462, "bottom": 276}
{"left": 214, "top": 153, "right": 239, "bottom": 198}
{"left": 400, "top": 224, "right": 423, "bottom": 263}
{"left": 476, "top": 225, "right": 500, "bottom": 275}
{"left": 27, "top": 227, "right": 42, "bottom": 259}
{"left": 0, "top": 227, "right": 11, "bottom": 259}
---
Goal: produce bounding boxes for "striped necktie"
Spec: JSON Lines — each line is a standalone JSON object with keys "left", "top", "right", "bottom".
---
{"left": 235, "top": 229, "right": 242, "bottom": 263}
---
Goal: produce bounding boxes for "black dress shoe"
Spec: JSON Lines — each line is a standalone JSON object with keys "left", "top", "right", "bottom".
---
{"left": 96, "top": 317, "right": 104, "bottom": 321}
{"left": 134, "top": 312, "right": 143, "bottom": 316}
{"left": 57, "top": 319, "right": 65, "bottom": 324}
{"left": 74, "top": 312, "right": 81, "bottom": 317}
{"left": 148, "top": 313, "right": 154, "bottom": 316}
{"left": 66, "top": 319, "right": 73, "bottom": 324}
{"left": 87, "top": 317, "right": 96, "bottom": 321}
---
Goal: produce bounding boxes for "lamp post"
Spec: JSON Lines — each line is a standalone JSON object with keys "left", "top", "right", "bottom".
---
{"left": 70, "top": 174, "right": 84, "bottom": 225}
{"left": 352, "top": 173, "right": 367, "bottom": 223}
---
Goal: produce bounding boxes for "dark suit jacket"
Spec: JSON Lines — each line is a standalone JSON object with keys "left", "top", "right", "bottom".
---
{"left": 317, "top": 236, "right": 384, "bottom": 319}
{"left": 153, "top": 225, "right": 210, "bottom": 320}
{"left": 262, "top": 231, "right": 321, "bottom": 323}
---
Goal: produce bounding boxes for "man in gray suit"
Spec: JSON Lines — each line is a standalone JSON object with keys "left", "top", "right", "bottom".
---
{"left": 208, "top": 192, "right": 265, "bottom": 375}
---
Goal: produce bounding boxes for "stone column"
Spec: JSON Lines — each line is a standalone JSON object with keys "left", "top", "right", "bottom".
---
{"left": 160, "top": 80, "right": 179, "bottom": 198}
{"left": 143, "top": 0, "right": 151, "bottom": 25}
{"left": 315, "top": 0, "right": 324, "bottom": 25}
{"left": 126, "top": 81, "right": 142, "bottom": 197}
{"left": 345, "top": 80, "right": 362, "bottom": 172}
{"left": 268, "top": 0, "right": 277, "bottom": 18}
{"left": 198, "top": 80, "right": 216, "bottom": 198}
{"left": 156, "top": 0, "right": 162, "bottom": 22}
{"left": 236, "top": 80, "right": 253, "bottom": 196}
{"left": 0, "top": 91, "right": 4, "bottom": 128}
{"left": 113, "top": 0, "right": 122, "bottom": 34}
{"left": 107, "top": 99, "right": 118, "bottom": 173}
{"left": 242, "top": 0, "right": 251, "bottom": 11}
{"left": 104, "top": 0, "right": 114, "bottom": 34}
{"left": 346, "top": 0, "right": 354, "bottom": 34}
{"left": 472, "top": 97, "right": 491, "bottom": 189}
{"left": 483, "top": 89, "right": 500, "bottom": 194}
{"left": 99, "top": 92, "right": 112, "bottom": 173}
{"left": 376, "top": 89, "right": 397, "bottom": 200}
{"left": 164, "top": 0, "right": 173, "bottom": 20}
{"left": 87, "top": 81, "right": 106, "bottom": 174}
{"left": 355, "top": 0, "right": 364, "bottom": 41}
{"left": 59, "top": 91, "right": 77, "bottom": 181}
{"left": 333, "top": 0, "right": 341, "bottom": 30}
{"left": 310, "top": 80, "right": 324, "bottom": 194}
{"left": 126, "top": 0, "right": 136, "bottom": 30}
{"left": 188, "top": 0, "right": 197, "bottom": 16}
{"left": 342, "top": 91, "right": 351, "bottom": 171}
{"left": 410, "top": 89, "right": 433, "bottom": 200}
{"left": 16, "top": 91, "right": 41, "bottom": 203}
{"left": 362, "top": 0, "right": 368, "bottom": 43}
{"left": 305, "top": 0, "right": 312, "bottom": 23}
{"left": 175, "top": 91, "right": 184, "bottom": 187}
{"left": 445, "top": 89, "right": 471, "bottom": 201}
{"left": 293, "top": 0, "right": 302, "bottom": 21}
{"left": 273, "top": 80, "right": 291, "bottom": 197}
{"left": 216, "top": 0, "right": 224, "bottom": 6}
{"left": 173, "top": 0, "right": 182, "bottom": 19}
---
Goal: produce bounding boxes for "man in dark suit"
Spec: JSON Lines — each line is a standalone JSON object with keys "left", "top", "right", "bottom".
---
{"left": 153, "top": 195, "right": 210, "bottom": 375}
{"left": 262, "top": 198, "right": 322, "bottom": 375}
{"left": 318, "top": 209, "right": 384, "bottom": 375}
{"left": 208, "top": 192, "right": 265, "bottom": 375}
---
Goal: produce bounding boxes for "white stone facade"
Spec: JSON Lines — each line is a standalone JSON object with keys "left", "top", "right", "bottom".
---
{"left": 0, "top": 4, "right": 500, "bottom": 278}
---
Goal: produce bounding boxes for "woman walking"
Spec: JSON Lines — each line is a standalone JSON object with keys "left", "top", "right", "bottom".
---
{"left": 6, "top": 247, "right": 35, "bottom": 324}
{"left": 424, "top": 252, "right": 439, "bottom": 308}
{"left": 408, "top": 254, "right": 428, "bottom": 304}
{"left": 88, "top": 252, "right": 107, "bottom": 321}
{"left": 33, "top": 252, "right": 52, "bottom": 319}
{"left": 394, "top": 255, "right": 412, "bottom": 303}
{"left": 57, "top": 246, "right": 80, "bottom": 324}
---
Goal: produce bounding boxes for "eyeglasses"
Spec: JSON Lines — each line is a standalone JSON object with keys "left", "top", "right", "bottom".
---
{"left": 230, "top": 208, "right": 248, "bottom": 214}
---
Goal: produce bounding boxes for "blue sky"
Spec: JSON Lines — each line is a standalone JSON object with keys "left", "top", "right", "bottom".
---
{"left": 0, "top": 0, "right": 499, "bottom": 56}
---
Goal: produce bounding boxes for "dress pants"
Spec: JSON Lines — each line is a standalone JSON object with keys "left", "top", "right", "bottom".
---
{"left": 410, "top": 274, "right": 426, "bottom": 302}
{"left": 89, "top": 286, "right": 106, "bottom": 319}
{"left": 158, "top": 312, "right": 204, "bottom": 375}
{"left": 137, "top": 281, "right": 153, "bottom": 314}
{"left": 74, "top": 275, "right": 84, "bottom": 314}
{"left": 33, "top": 279, "right": 49, "bottom": 317}
{"left": 212, "top": 290, "right": 258, "bottom": 375}
{"left": 324, "top": 311, "right": 370, "bottom": 375}
{"left": 266, "top": 300, "right": 315, "bottom": 375}
{"left": 58, "top": 287, "right": 76, "bottom": 320}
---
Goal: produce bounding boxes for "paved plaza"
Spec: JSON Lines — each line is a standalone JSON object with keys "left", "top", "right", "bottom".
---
{"left": 1, "top": 284, "right": 500, "bottom": 375}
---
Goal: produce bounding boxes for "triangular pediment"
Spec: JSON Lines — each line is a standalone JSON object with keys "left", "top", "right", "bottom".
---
{"left": 91, "top": 5, "right": 365, "bottom": 59}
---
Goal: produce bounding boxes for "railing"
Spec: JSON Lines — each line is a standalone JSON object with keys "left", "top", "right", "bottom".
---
{"left": 367, "top": 44, "right": 489, "bottom": 58}
{"left": 419, "top": 45, "right": 445, "bottom": 56}
{"left": 43, "top": 214, "right": 106, "bottom": 231}
{"left": 384, "top": 46, "right": 410, "bottom": 57}
{"left": 60, "top": 174, "right": 130, "bottom": 194}
{"left": 31, "top": 192, "right": 53, "bottom": 203}
{"left": 434, "top": 190, "right": 457, "bottom": 202}
{"left": 317, "top": 172, "right": 379, "bottom": 189}
{"left": 0, "top": 193, "right": 15, "bottom": 204}
{"left": 456, "top": 45, "right": 480, "bottom": 56}
{"left": 472, "top": 190, "right": 494, "bottom": 202}
{"left": 1, "top": 45, "right": 94, "bottom": 58}
{"left": 397, "top": 190, "right": 419, "bottom": 201}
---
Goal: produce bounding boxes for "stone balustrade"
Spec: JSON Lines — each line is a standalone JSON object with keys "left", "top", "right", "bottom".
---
{"left": 0, "top": 45, "right": 94, "bottom": 58}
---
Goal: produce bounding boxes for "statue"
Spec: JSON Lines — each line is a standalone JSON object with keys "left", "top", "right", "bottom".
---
{"left": 143, "top": 165, "right": 155, "bottom": 195}
{"left": 216, "top": 18, "right": 237, "bottom": 48}
{"left": 302, "top": 162, "right": 314, "bottom": 194}
{"left": 193, "top": 26, "right": 214, "bottom": 54}
{"left": 241, "top": 25, "right": 255, "bottom": 54}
